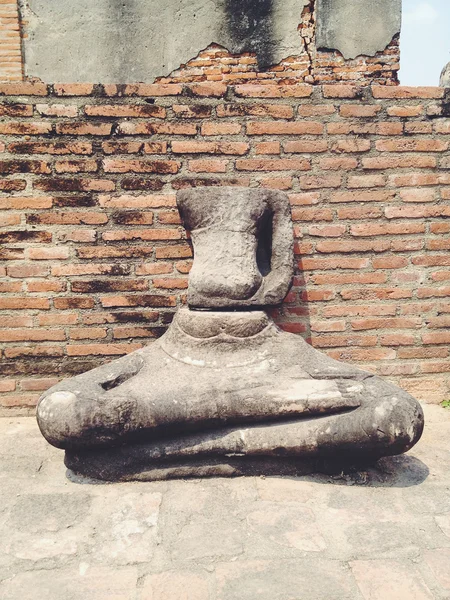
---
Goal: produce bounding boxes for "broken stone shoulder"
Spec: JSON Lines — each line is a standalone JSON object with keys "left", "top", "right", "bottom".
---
{"left": 36, "top": 187, "right": 424, "bottom": 482}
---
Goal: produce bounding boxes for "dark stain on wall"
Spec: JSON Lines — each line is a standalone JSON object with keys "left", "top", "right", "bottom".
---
{"left": 225, "top": 0, "right": 275, "bottom": 69}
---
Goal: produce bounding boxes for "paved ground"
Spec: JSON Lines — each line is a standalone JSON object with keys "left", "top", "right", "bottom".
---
{"left": 0, "top": 404, "right": 450, "bottom": 600}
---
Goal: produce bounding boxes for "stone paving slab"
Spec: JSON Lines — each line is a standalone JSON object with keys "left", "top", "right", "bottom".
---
{"left": 0, "top": 403, "right": 449, "bottom": 600}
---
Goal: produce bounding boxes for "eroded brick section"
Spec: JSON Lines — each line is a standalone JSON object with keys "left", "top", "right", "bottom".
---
{"left": 0, "top": 84, "right": 449, "bottom": 409}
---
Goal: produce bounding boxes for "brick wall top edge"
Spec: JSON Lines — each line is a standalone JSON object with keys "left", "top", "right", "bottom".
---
{"left": 0, "top": 83, "right": 447, "bottom": 99}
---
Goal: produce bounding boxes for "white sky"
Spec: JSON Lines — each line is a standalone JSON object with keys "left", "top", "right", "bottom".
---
{"left": 400, "top": 0, "right": 450, "bottom": 85}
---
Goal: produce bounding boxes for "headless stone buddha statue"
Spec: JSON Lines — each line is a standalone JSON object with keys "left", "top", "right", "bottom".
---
{"left": 37, "top": 187, "right": 424, "bottom": 481}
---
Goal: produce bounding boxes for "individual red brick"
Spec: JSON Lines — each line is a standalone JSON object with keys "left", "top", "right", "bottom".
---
{"left": 316, "top": 239, "right": 390, "bottom": 253}
{"left": 186, "top": 83, "right": 226, "bottom": 97}
{"left": 288, "top": 192, "right": 320, "bottom": 206}
{"left": 0, "top": 122, "right": 52, "bottom": 135}
{"left": 330, "top": 190, "right": 396, "bottom": 203}
{"left": 85, "top": 104, "right": 165, "bottom": 118}
{"left": 426, "top": 316, "right": 450, "bottom": 328}
{"left": 435, "top": 121, "right": 450, "bottom": 134}
{"left": 0, "top": 329, "right": 65, "bottom": 342}
{"left": 55, "top": 122, "right": 112, "bottom": 135}
{"left": 76, "top": 247, "right": 154, "bottom": 259}
{"left": 234, "top": 84, "right": 312, "bottom": 98}
{"left": 0, "top": 231, "right": 51, "bottom": 244}
{"left": 72, "top": 279, "right": 147, "bottom": 293}
{"left": 351, "top": 317, "right": 421, "bottom": 331}
{"left": 422, "top": 331, "right": 450, "bottom": 345}
{"left": 301, "top": 290, "right": 336, "bottom": 302}
{"left": 55, "top": 160, "right": 98, "bottom": 173}
{"left": 217, "top": 103, "right": 294, "bottom": 118}
{"left": 291, "top": 208, "right": 333, "bottom": 222}
{"left": 27, "top": 211, "right": 108, "bottom": 225}
{"left": 0, "top": 380, "right": 16, "bottom": 392}
{"left": 319, "top": 157, "right": 358, "bottom": 170}
{"left": 188, "top": 159, "right": 228, "bottom": 173}
{"left": 101, "top": 141, "right": 143, "bottom": 154}
{"left": 54, "top": 297, "right": 95, "bottom": 309}
{"left": 0, "top": 160, "right": 50, "bottom": 174}
{"left": 337, "top": 206, "right": 383, "bottom": 220}
{"left": 341, "top": 287, "right": 413, "bottom": 300}
{"left": 323, "top": 305, "right": 397, "bottom": 317}
{"left": 111, "top": 211, "right": 154, "bottom": 225}
{"left": 172, "top": 141, "right": 248, "bottom": 155}
{"left": 102, "top": 229, "right": 181, "bottom": 241}
{"left": 385, "top": 205, "right": 450, "bottom": 219}
{"left": 236, "top": 158, "right": 310, "bottom": 171}
{"left": 143, "top": 142, "right": 168, "bottom": 154}
{"left": 175, "top": 260, "right": 192, "bottom": 274}
{"left": 331, "top": 139, "right": 371, "bottom": 153}
{"left": 372, "top": 86, "right": 444, "bottom": 99}
{"left": 308, "top": 272, "right": 386, "bottom": 285}
{"left": 172, "top": 104, "right": 212, "bottom": 118}
{"left": 398, "top": 347, "right": 448, "bottom": 359}
{"left": 388, "top": 173, "right": 439, "bottom": 187}
{"left": 311, "top": 334, "right": 376, "bottom": 348}
{"left": 136, "top": 263, "right": 173, "bottom": 275}
{"left": 399, "top": 188, "right": 436, "bottom": 203}
{"left": 430, "top": 224, "right": 450, "bottom": 234}
{"left": 0, "top": 82, "right": 48, "bottom": 95}
{"left": 98, "top": 194, "right": 175, "bottom": 208}
{"left": 298, "top": 105, "right": 336, "bottom": 117}
{"left": 376, "top": 139, "right": 448, "bottom": 152}
{"left": 362, "top": 156, "right": 436, "bottom": 169}
{"left": 28, "top": 280, "right": 64, "bottom": 293}
{"left": 380, "top": 333, "right": 416, "bottom": 346}
{"left": 155, "top": 245, "right": 192, "bottom": 259}
{"left": 351, "top": 222, "right": 425, "bottom": 237}
{"left": 404, "top": 122, "right": 433, "bottom": 134}
{"left": 322, "top": 85, "right": 360, "bottom": 98}
{"left": 117, "top": 122, "right": 197, "bottom": 135}
{"left": 103, "top": 159, "right": 180, "bottom": 174}
{"left": 4, "top": 345, "right": 63, "bottom": 359}
{"left": 310, "top": 320, "right": 346, "bottom": 333}
{"left": 59, "top": 229, "right": 96, "bottom": 243}
{"left": 299, "top": 174, "right": 342, "bottom": 189}
{"left": 38, "top": 313, "right": 78, "bottom": 326}
{"left": 0, "top": 104, "right": 33, "bottom": 117}
{"left": 153, "top": 278, "right": 188, "bottom": 289}
{"left": 247, "top": 121, "right": 323, "bottom": 135}
{"left": 34, "top": 178, "right": 115, "bottom": 192}
{"left": 348, "top": 175, "right": 385, "bottom": 188}
{"left": 36, "top": 104, "right": 78, "bottom": 117}
{"left": 308, "top": 224, "right": 346, "bottom": 237}
{"left": 8, "top": 141, "right": 93, "bottom": 155}
{"left": 0, "top": 298, "right": 50, "bottom": 310}
{"left": 69, "top": 328, "right": 108, "bottom": 340}
{"left": 431, "top": 270, "right": 450, "bottom": 280}
{"left": 20, "top": 378, "right": 60, "bottom": 391}
{"left": 7, "top": 264, "right": 49, "bottom": 278}
{"left": 387, "top": 105, "right": 423, "bottom": 117}
{"left": 0, "top": 214, "right": 21, "bottom": 227}
{"left": 260, "top": 177, "right": 293, "bottom": 190}
{"left": 201, "top": 122, "right": 241, "bottom": 135}
{"left": 112, "top": 326, "right": 162, "bottom": 339}
{"left": 0, "top": 180, "right": 27, "bottom": 192}
{"left": 372, "top": 256, "right": 409, "bottom": 269}
{"left": 1, "top": 395, "right": 41, "bottom": 408}
{"left": 67, "top": 343, "right": 143, "bottom": 356}
{"left": 255, "top": 141, "right": 280, "bottom": 155}
{"left": 100, "top": 295, "right": 176, "bottom": 307}
{"left": 339, "top": 105, "right": 381, "bottom": 117}
{"left": 284, "top": 140, "right": 328, "bottom": 153}
{"left": 54, "top": 83, "right": 94, "bottom": 96}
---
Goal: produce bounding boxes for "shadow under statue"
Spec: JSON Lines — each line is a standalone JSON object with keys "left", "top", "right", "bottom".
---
{"left": 36, "top": 188, "right": 424, "bottom": 481}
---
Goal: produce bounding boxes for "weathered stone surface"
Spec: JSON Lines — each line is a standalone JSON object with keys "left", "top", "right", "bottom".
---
{"left": 316, "top": 0, "right": 401, "bottom": 59}
{"left": 20, "top": 0, "right": 308, "bottom": 83}
{"left": 36, "top": 186, "right": 423, "bottom": 481}
{"left": 178, "top": 188, "right": 294, "bottom": 308}
{"left": 440, "top": 62, "right": 450, "bottom": 87}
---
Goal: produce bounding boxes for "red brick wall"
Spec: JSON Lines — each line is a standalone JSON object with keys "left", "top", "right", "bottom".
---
{"left": 0, "top": 0, "right": 22, "bottom": 82}
{"left": 0, "top": 82, "right": 449, "bottom": 411}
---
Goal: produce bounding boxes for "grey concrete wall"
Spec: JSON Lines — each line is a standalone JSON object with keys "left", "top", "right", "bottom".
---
{"left": 19, "top": 0, "right": 308, "bottom": 83}
{"left": 316, "top": 0, "right": 401, "bottom": 59}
